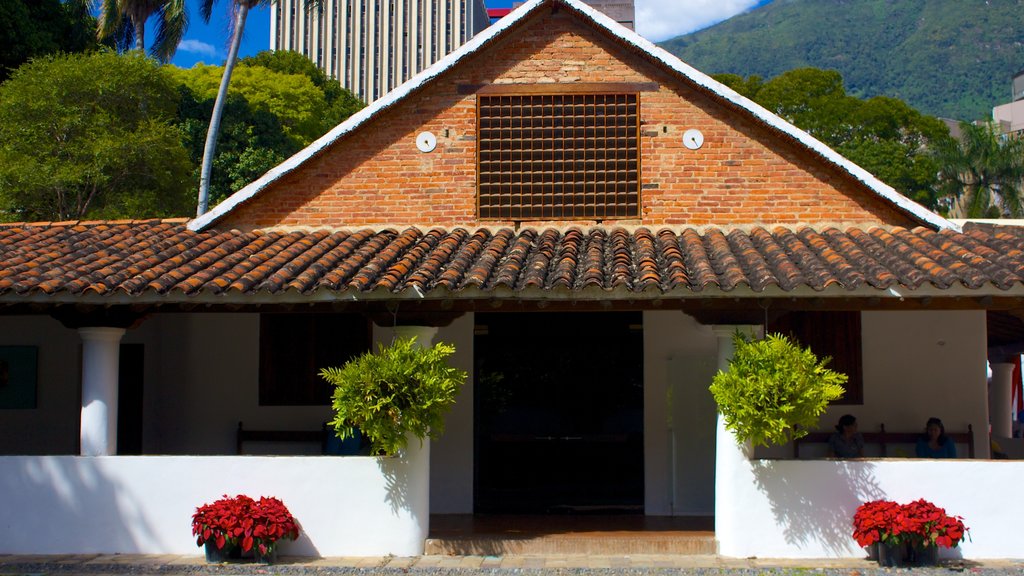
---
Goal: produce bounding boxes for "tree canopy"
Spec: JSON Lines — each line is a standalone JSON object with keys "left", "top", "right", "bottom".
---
{"left": 0, "top": 51, "right": 192, "bottom": 221}
{"left": 933, "top": 121, "right": 1024, "bottom": 218}
{"left": 0, "top": 0, "right": 107, "bottom": 82}
{"left": 716, "top": 67, "right": 952, "bottom": 210}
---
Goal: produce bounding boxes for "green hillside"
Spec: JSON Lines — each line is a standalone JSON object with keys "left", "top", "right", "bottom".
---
{"left": 659, "top": 0, "right": 1024, "bottom": 121}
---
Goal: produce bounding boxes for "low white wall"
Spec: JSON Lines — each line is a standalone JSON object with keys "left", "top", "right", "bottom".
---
{"left": 0, "top": 447, "right": 429, "bottom": 556}
{"left": 717, "top": 453, "right": 1024, "bottom": 559}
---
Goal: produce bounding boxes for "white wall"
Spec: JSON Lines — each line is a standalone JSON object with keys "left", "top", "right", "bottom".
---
{"left": 717, "top": 310, "right": 1001, "bottom": 559}
{"left": 140, "top": 314, "right": 334, "bottom": 455}
{"left": 643, "top": 311, "right": 718, "bottom": 515}
{"left": 0, "top": 448, "right": 429, "bottom": 556}
{"left": 755, "top": 310, "right": 990, "bottom": 460}
{"left": 371, "top": 315, "right": 475, "bottom": 513}
{"left": 717, "top": 457, "right": 1024, "bottom": 559}
{"left": 428, "top": 314, "right": 474, "bottom": 513}
{"left": 0, "top": 316, "right": 81, "bottom": 455}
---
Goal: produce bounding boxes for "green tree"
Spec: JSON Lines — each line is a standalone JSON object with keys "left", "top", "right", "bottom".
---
{"left": 933, "top": 121, "right": 1024, "bottom": 218}
{"left": 0, "top": 51, "right": 192, "bottom": 221}
{"left": 167, "top": 63, "right": 330, "bottom": 146}
{"left": 713, "top": 68, "right": 951, "bottom": 210}
{"left": 96, "top": 0, "right": 206, "bottom": 63}
{"left": 0, "top": 0, "right": 106, "bottom": 82}
{"left": 176, "top": 84, "right": 297, "bottom": 207}
{"left": 197, "top": 0, "right": 322, "bottom": 217}
{"left": 240, "top": 50, "right": 365, "bottom": 130}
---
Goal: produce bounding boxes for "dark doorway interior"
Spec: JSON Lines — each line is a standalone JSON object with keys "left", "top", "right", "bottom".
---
{"left": 117, "top": 343, "right": 144, "bottom": 455}
{"left": 474, "top": 312, "right": 644, "bottom": 514}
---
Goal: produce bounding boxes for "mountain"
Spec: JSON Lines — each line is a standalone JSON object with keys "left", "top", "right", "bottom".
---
{"left": 658, "top": 0, "right": 1024, "bottom": 121}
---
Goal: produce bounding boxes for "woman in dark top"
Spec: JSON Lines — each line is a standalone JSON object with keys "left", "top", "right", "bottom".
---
{"left": 916, "top": 417, "right": 957, "bottom": 458}
{"left": 828, "top": 414, "right": 864, "bottom": 458}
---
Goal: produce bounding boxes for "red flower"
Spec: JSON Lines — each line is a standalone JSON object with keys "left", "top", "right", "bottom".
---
{"left": 192, "top": 494, "right": 300, "bottom": 556}
{"left": 851, "top": 498, "right": 969, "bottom": 550}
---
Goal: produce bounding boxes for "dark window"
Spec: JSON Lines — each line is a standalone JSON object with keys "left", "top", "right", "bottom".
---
{"left": 259, "top": 313, "right": 371, "bottom": 406}
{"left": 768, "top": 311, "right": 863, "bottom": 405}
{"left": 477, "top": 93, "right": 640, "bottom": 220}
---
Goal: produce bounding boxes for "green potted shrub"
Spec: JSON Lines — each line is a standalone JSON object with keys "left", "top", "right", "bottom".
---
{"left": 709, "top": 332, "right": 847, "bottom": 448}
{"left": 320, "top": 336, "right": 467, "bottom": 455}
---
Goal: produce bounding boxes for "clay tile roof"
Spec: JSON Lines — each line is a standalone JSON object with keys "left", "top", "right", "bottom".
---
{"left": 1, "top": 220, "right": 1024, "bottom": 302}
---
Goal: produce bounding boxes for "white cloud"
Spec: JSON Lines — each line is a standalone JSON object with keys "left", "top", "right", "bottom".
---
{"left": 635, "top": 0, "right": 762, "bottom": 42}
{"left": 178, "top": 39, "right": 218, "bottom": 58}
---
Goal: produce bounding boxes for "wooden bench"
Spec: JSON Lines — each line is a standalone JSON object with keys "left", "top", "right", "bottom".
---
{"left": 236, "top": 421, "right": 328, "bottom": 455}
{"left": 792, "top": 423, "right": 975, "bottom": 459}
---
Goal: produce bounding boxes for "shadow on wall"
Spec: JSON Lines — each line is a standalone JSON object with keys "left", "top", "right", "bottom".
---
{"left": 0, "top": 457, "right": 158, "bottom": 553}
{"left": 751, "top": 460, "right": 886, "bottom": 556}
{"left": 380, "top": 451, "right": 413, "bottom": 516}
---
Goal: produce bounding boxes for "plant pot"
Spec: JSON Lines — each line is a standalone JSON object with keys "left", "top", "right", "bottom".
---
{"left": 866, "top": 542, "right": 879, "bottom": 561}
{"left": 253, "top": 546, "right": 277, "bottom": 565}
{"left": 204, "top": 540, "right": 241, "bottom": 563}
{"left": 909, "top": 544, "right": 939, "bottom": 566}
{"left": 877, "top": 541, "right": 907, "bottom": 567}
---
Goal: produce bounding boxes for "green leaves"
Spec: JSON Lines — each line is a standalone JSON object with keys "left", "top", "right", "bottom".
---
{"left": 932, "top": 121, "right": 1024, "bottom": 218}
{"left": 0, "top": 50, "right": 192, "bottom": 221}
{"left": 709, "top": 332, "right": 847, "bottom": 448}
{"left": 711, "top": 68, "right": 951, "bottom": 212}
{"left": 320, "top": 337, "right": 467, "bottom": 456}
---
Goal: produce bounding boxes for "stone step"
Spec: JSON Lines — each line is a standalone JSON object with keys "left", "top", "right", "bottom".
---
{"left": 424, "top": 533, "right": 718, "bottom": 555}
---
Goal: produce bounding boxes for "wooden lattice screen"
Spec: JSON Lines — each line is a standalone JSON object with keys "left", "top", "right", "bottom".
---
{"left": 477, "top": 93, "right": 640, "bottom": 220}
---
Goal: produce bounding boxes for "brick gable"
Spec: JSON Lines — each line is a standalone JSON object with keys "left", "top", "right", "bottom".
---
{"left": 218, "top": 10, "right": 916, "bottom": 232}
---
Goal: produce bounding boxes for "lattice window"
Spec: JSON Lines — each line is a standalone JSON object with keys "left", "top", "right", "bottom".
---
{"left": 477, "top": 93, "right": 640, "bottom": 220}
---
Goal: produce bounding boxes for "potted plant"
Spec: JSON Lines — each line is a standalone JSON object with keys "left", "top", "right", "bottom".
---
{"left": 852, "top": 498, "right": 969, "bottom": 567}
{"left": 320, "top": 336, "right": 467, "bottom": 456}
{"left": 192, "top": 494, "right": 300, "bottom": 564}
{"left": 852, "top": 499, "right": 901, "bottom": 562}
{"left": 709, "top": 332, "right": 847, "bottom": 449}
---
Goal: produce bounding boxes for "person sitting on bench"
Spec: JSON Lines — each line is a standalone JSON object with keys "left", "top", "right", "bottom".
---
{"left": 828, "top": 414, "right": 864, "bottom": 458}
{"left": 916, "top": 417, "right": 957, "bottom": 458}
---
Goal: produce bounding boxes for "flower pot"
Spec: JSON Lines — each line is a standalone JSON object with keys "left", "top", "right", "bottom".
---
{"left": 204, "top": 541, "right": 241, "bottom": 563}
{"left": 865, "top": 542, "right": 879, "bottom": 561}
{"left": 909, "top": 544, "right": 939, "bottom": 566}
{"left": 253, "top": 546, "right": 277, "bottom": 565}
{"left": 877, "top": 541, "right": 907, "bottom": 567}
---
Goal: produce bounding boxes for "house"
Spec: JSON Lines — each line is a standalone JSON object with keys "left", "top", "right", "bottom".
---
{"left": 2, "top": 0, "right": 1024, "bottom": 559}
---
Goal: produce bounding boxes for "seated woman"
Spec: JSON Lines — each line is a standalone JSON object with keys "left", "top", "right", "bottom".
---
{"left": 828, "top": 414, "right": 864, "bottom": 458}
{"left": 916, "top": 417, "right": 957, "bottom": 458}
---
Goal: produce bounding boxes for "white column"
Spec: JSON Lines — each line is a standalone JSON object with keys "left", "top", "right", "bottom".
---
{"left": 991, "top": 362, "right": 1015, "bottom": 438}
{"left": 79, "top": 327, "right": 125, "bottom": 456}
{"left": 713, "top": 324, "right": 760, "bottom": 558}
{"left": 392, "top": 325, "right": 438, "bottom": 348}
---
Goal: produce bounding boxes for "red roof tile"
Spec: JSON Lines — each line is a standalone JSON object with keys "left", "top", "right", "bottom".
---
{"left": 0, "top": 220, "right": 1022, "bottom": 300}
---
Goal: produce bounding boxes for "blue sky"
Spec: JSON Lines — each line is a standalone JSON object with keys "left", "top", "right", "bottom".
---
{"left": 169, "top": 0, "right": 773, "bottom": 69}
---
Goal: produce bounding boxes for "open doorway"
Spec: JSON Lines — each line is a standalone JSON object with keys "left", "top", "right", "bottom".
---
{"left": 474, "top": 312, "right": 644, "bottom": 514}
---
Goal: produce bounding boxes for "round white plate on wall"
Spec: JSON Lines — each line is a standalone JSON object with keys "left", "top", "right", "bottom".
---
{"left": 683, "top": 128, "right": 704, "bottom": 150}
{"left": 416, "top": 131, "right": 437, "bottom": 153}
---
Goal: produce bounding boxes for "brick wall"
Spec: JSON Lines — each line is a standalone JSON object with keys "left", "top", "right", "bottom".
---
{"left": 219, "top": 10, "right": 916, "bottom": 231}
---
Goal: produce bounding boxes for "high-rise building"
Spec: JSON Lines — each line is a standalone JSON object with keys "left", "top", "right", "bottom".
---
{"left": 272, "top": 0, "right": 490, "bottom": 104}
{"left": 272, "top": 0, "right": 635, "bottom": 105}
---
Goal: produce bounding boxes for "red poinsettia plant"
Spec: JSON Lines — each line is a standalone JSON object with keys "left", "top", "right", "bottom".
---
{"left": 192, "top": 494, "right": 300, "bottom": 556}
{"left": 852, "top": 498, "right": 968, "bottom": 549}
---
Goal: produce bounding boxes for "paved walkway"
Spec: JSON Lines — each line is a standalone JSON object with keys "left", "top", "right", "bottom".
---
{"left": 1, "top": 554, "right": 1022, "bottom": 574}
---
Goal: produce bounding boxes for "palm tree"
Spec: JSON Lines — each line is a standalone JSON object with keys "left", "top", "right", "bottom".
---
{"left": 934, "top": 121, "right": 1024, "bottom": 218}
{"left": 96, "top": 0, "right": 196, "bottom": 63}
{"left": 197, "top": 0, "right": 322, "bottom": 217}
